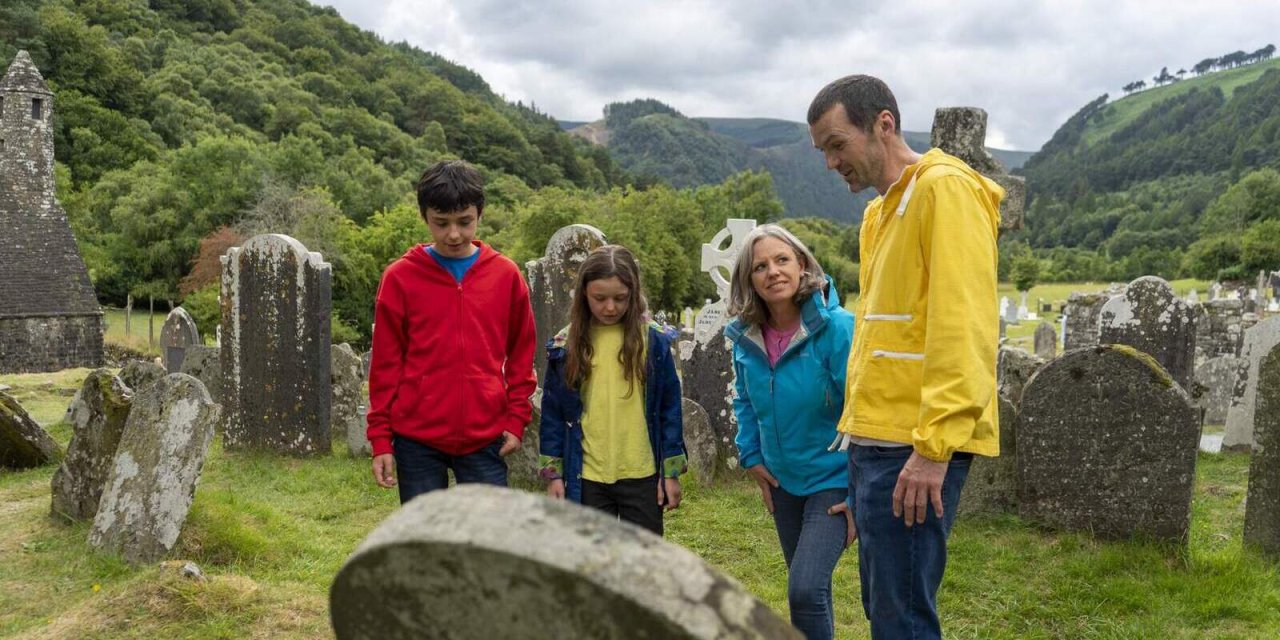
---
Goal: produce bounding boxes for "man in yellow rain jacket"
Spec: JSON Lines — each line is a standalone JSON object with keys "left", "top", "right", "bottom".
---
{"left": 808, "top": 75, "right": 1001, "bottom": 640}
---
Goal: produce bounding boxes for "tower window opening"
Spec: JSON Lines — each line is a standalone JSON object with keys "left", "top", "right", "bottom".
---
{"left": 31, "top": 97, "right": 42, "bottom": 120}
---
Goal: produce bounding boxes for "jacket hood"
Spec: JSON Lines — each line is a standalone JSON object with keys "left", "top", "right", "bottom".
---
{"left": 724, "top": 274, "right": 842, "bottom": 343}
{"left": 910, "top": 148, "right": 1004, "bottom": 231}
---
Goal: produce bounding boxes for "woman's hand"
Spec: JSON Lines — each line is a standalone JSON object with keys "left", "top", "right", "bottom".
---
{"left": 745, "top": 464, "right": 779, "bottom": 514}
{"left": 827, "top": 501, "right": 858, "bottom": 547}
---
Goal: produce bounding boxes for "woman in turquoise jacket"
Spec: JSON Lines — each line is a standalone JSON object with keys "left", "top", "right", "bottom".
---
{"left": 724, "top": 223, "right": 854, "bottom": 640}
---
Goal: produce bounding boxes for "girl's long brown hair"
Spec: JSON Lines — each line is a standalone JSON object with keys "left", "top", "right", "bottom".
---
{"left": 564, "top": 245, "right": 649, "bottom": 397}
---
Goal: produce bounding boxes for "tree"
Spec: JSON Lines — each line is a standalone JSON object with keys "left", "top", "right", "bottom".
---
{"left": 1010, "top": 255, "right": 1041, "bottom": 292}
{"left": 1241, "top": 220, "right": 1280, "bottom": 273}
{"left": 179, "top": 226, "right": 244, "bottom": 295}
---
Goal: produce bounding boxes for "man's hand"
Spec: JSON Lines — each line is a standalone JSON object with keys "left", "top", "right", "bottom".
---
{"left": 547, "top": 478, "right": 566, "bottom": 500}
{"left": 827, "top": 501, "right": 858, "bottom": 547}
{"left": 892, "top": 451, "right": 949, "bottom": 526}
{"left": 745, "top": 464, "right": 779, "bottom": 514}
{"left": 372, "top": 453, "right": 397, "bottom": 488}
{"left": 498, "top": 431, "right": 522, "bottom": 457}
{"left": 659, "top": 477, "right": 682, "bottom": 511}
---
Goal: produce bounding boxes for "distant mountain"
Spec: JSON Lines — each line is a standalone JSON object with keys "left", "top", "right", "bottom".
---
{"left": 563, "top": 109, "right": 1032, "bottom": 223}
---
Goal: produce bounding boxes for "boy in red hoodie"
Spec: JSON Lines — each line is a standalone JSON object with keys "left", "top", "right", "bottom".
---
{"left": 366, "top": 160, "right": 537, "bottom": 504}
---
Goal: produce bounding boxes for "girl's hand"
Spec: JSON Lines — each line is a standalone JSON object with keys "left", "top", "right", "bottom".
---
{"left": 547, "top": 478, "right": 566, "bottom": 500}
{"left": 745, "top": 465, "right": 779, "bottom": 514}
{"left": 659, "top": 477, "right": 682, "bottom": 511}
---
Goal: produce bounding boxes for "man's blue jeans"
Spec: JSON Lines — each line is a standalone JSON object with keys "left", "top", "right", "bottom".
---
{"left": 393, "top": 435, "right": 508, "bottom": 504}
{"left": 770, "top": 485, "right": 849, "bottom": 640}
{"left": 850, "top": 445, "right": 972, "bottom": 640}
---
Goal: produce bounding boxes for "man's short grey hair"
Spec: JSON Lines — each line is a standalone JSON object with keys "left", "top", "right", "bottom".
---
{"left": 727, "top": 224, "right": 827, "bottom": 327}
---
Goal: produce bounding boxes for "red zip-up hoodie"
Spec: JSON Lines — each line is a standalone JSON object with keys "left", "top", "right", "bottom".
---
{"left": 366, "top": 241, "right": 537, "bottom": 457}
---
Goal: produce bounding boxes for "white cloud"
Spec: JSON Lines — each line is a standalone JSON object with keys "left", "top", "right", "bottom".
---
{"left": 321, "top": 0, "right": 1280, "bottom": 150}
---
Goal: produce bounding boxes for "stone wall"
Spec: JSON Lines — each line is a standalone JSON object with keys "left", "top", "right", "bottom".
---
{"left": 0, "top": 314, "right": 103, "bottom": 374}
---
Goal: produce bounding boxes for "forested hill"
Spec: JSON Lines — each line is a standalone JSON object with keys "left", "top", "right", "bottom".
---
{"left": 565, "top": 102, "right": 1032, "bottom": 224}
{"left": 1014, "top": 53, "right": 1280, "bottom": 283}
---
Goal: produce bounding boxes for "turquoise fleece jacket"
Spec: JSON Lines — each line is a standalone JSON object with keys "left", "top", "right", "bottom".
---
{"left": 725, "top": 276, "right": 854, "bottom": 496}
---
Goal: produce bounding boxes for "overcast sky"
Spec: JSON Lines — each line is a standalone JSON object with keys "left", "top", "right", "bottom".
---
{"left": 320, "top": 0, "right": 1280, "bottom": 151}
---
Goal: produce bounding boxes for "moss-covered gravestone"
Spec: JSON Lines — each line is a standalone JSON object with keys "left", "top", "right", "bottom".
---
{"left": 1244, "top": 343, "right": 1280, "bottom": 556}
{"left": 330, "top": 485, "right": 800, "bottom": 639}
{"left": 1018, "top": 345, "right": 1199, "bottom": 544}
{"left": 50, "top": 369, "right": 133, "bottom": 521}
{"left": 0, "top": 391, "right": 59, "bottom": 469}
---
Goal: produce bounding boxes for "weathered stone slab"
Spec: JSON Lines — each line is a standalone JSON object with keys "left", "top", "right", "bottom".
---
{"left": 220, "top": 234, "right": 332, "bottom": 456}
{"left": 160, "top": 307, "right": 201, "bottom": 373}
{"left": 1099, "top": 276, "right": 1196, "bottom": 391}
{"left": 329, "top": 485, "right": 799, "bottom": 640}
{"left": 1018, "top": 346, "right": 1198, "bottom": 544}
{"left": 959, "top": 396, "right": 1016, "bottom": 516}
{"left": 1194, "top": 356, "right": 1243, "bottom": 425}
{"left": 119, "top": 360, "right": 165, "bottom": 394}
{"left": 1245, "top": 342, "right": 1280, "bottom": 555}
{"left": 1195, "top": 299, "right": 1246, "bottom": 363}
{"left": 178, "top": 345, "right": 221, "bottom": 405}
{"left": 0, "top": 391, "right": 60, "bottom": 469}
{"left": 51, "top": 370, "right": 133, "bottom": 521}
{"left": 331, "top": 343, "right": 362, "bottom": 449}
{"left": 1034, "top": 322, "right": 1056, "bottom": 360}
{"left": 1063, "top": 291, "right": 1113, "bottom": 351}
{"left": 681, "top": 335, "right": 738, "bottom": 470}
{"left": 1223, "top": 317, "right": 1280, "bottom": 451}
{"left": 525, "top": 224, "right": 607, "bottom": 379}
{"left": 681, "top": 398, "right": 724, "bottom": 486}
{"left": 930, "top": 106, "right": 1024, "bottom": 230}
{"left": 507, "top": 390, "right": 542, "bottom": 487}
{"left": 88, "top": 374, "right": 219, "bottom": 565}
{"left": 996, "top": 346, "right": 1044, "bottom": 406}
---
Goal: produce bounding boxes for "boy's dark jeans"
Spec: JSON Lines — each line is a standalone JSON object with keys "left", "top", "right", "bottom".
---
{"left": 850, "top": 445, "right": 972, "bottom": 640}
{"left": 393, "top": 435, "right": 508, "bottom": 504}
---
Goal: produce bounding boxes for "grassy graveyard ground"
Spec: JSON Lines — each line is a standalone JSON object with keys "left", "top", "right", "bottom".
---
{"left": 100, "top": 308, "right": 174, "bottom": 358}
{"left": 4, "top": 343, "right": 1278, "bottom": 638}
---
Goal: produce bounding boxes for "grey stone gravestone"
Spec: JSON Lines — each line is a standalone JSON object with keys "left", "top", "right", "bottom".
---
{"left": 220, "top": 234, "right": 332, "bottom": 456}
{"left": 0, "top": 390, "right": 60, "bottom": 469}
{"left": 507, "top": 392, "right": 542, "bottom": 488}
{"left": 119, "top": 360, "right": 165, "bottom": 394}
{"left": 1245, "top": 341, "right": 1280, "bottom": 555}
{"left": 1019, "top": 346, "right": 1198, "bottom": 544}
{"left": 1034, "top": 322, "right": 1056, "bottom": 360}
{"left": 1194, "top": 356, "right": 1243, "bottom": 425}
{"left": 930, "top": 107, "right": 1025, "bottom": 231}
{"left": 996, "top": 346, "right": 1044, "bottom": 406}
{"left": 88, "top": 374, "right": 220, "bottom": 565}
{"left": 329, "top": 485, "right": 800, "bottom": 640}
{"left": 1196, "top": 299, "right": 1246, "bottom": 363}
{"left": 1063, "top": 291, "right": 1112, "bottom": 350}
{"left": 1099, "top": 276, "right": 1196, "bottom": 391}
{"left": 51, "top": 370, "right": 132, "bottom": 521}
{"left": 681, "top": 398, "right": 724, "bottom": 486}
{"left": 958, "top": 396, "right": 1017, "bottom": 516}
{"left": 525, "top": 224, "right": 607, "bottom": 380}
{"left": 159, "top": 307, "right": 201, "bottom": 373}
{"left": 178, "top": 345, "right": 221, "bottom": 405}
{"left": 331, "top": 343, "right": 363, "bottom": 450}
{"left": 1223, "top": 317, "right": 1280, "bottom": 451}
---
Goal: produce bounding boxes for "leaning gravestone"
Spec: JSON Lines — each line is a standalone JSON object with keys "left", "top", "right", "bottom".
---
{"left": 1223, "top": 317, "right": 1280, "bottom": 452}
{"left": 119, "top": 360, "right": 166, "bottom": 394}
{"left": 50, "top": 370, "right": 133, "bottom": 521}
{"left": 1244, "top": 342, "right": 1280, "bottom": 555}
{"left": 958, "top": 396, "right": 1017, "bottom": 516}
{"left": 88, "top": 374, "right": 220, "bottom": 565}
{"left": 1019, "top": 346, "right": 1198, "bottom": 544}
{"left": 329, "top": 485, "right": 799, "bottom": 640}
{"left": 525, "top": 224, "right": 607, "bottom": 380}
{"left": 930, "top": 107, "right": 1025, "bottom": 231}
{"left": 1099, "top": 276, "right": 1196, "bottom": 392}
{"left": 1034, "top": 321, "right": 1056, "bottom": 360}
{"left": 0, "top": 391, "right": 60, "bottom": 469}
{"left": 1194, "top": 356, "right": 1243, "bottom": 425}
{"left": 178, "top": 345, "right": 221, "bottom": 405}
{"left": 220, "top": 234, "right": 332, "bottom": 456}
{"left": 681, "top": 398, "right": 723, "bottom": 486}
{"left": 159, "top": 307, "right": 201, "bottom": 373}
{"left": 331, "top": 343, "right": 363, "bottom": 448}
{"left": 996, "top": 346, "right": 1044, "bottom": 406}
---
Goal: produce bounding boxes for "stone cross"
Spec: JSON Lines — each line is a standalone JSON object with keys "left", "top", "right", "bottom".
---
{"left": 930, "top": 107, "right": 1025, "bottom": 231}
{"left": 220, "top": 234, "right": 332, "bottom": 456}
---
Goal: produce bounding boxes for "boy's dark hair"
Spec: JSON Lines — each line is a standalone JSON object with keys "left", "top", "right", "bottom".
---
{"left": 806, "top": 75, "right": 902, "bottom": 134}
{"left": 416, "top": 160, "right": 486, "bottom": 217}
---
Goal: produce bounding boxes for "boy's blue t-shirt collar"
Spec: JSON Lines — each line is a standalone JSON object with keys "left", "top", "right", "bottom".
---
{"left": 425, "top": 245, "right": 480, "bottom": 283}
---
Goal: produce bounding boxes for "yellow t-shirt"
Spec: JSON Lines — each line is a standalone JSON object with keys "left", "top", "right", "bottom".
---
{"left": 581, "top": 323, "right": 654, "bottom": 483}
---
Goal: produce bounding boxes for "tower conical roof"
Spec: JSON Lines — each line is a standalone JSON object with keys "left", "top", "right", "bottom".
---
{"left": 0, "top": 51, "right": 52, "bottom": 96}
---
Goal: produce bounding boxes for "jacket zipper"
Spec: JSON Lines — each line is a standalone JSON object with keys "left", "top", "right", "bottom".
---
{"left": 871, "top": 349, "right": 924, "bottom": 361}
{"left": 864, "top": 313, "right": 913, "bottom": 321}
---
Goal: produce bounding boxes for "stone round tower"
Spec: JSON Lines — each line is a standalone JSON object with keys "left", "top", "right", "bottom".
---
{"left": 0, "top": 50, "right": 56, "bottom": 205}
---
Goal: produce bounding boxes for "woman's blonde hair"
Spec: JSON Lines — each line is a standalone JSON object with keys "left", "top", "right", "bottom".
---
{"left": 727, "top": 224, "right": 826, "bottom": 327}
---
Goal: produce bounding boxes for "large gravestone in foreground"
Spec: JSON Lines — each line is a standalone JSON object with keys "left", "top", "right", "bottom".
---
{"left": 0, "top": 390, "right": 60, "bottom": 469}
{"left": 88, "top": 374, "right": 219, "bottom": 565}
{"left": 1244, "top": 343, "right": 1280, "bottom": 556}
{"left": 51, "top": 370, "right": 132, "bottom": 521}
{"left": 1223, "top": 317, "right": 1280, "bottom": 451}
{"left": 330, "top": 485, "right": 799, "bottom": 640}
{"left": 525, "top": 224, "right": 607, "bottom": 380}
{"left": 159, "top": 307, "right": 200, "bottom": 373}
{"left": 220, "top": 234, "right": 332, "bottom": 456}
{"left": 1099, "top": 276, "right": 1196, "bottom": 392}
{"left": 1019, "top": 346, "right": 1198, "bottom": 544}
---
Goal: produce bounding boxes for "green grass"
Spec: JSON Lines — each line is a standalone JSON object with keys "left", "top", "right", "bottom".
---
{"left": 101, "top": 307, "right": 172, "bottom": 357}
{"left": 1084, "top": 58, "right": 1280, "bottom": 146}
{"left": 3, "top": 368, "right": 1278, "bottom": 638}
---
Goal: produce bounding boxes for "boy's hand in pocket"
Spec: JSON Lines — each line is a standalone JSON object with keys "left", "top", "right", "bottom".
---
{"left": 498, "top": 431, "right": 522, "bottom": 457}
